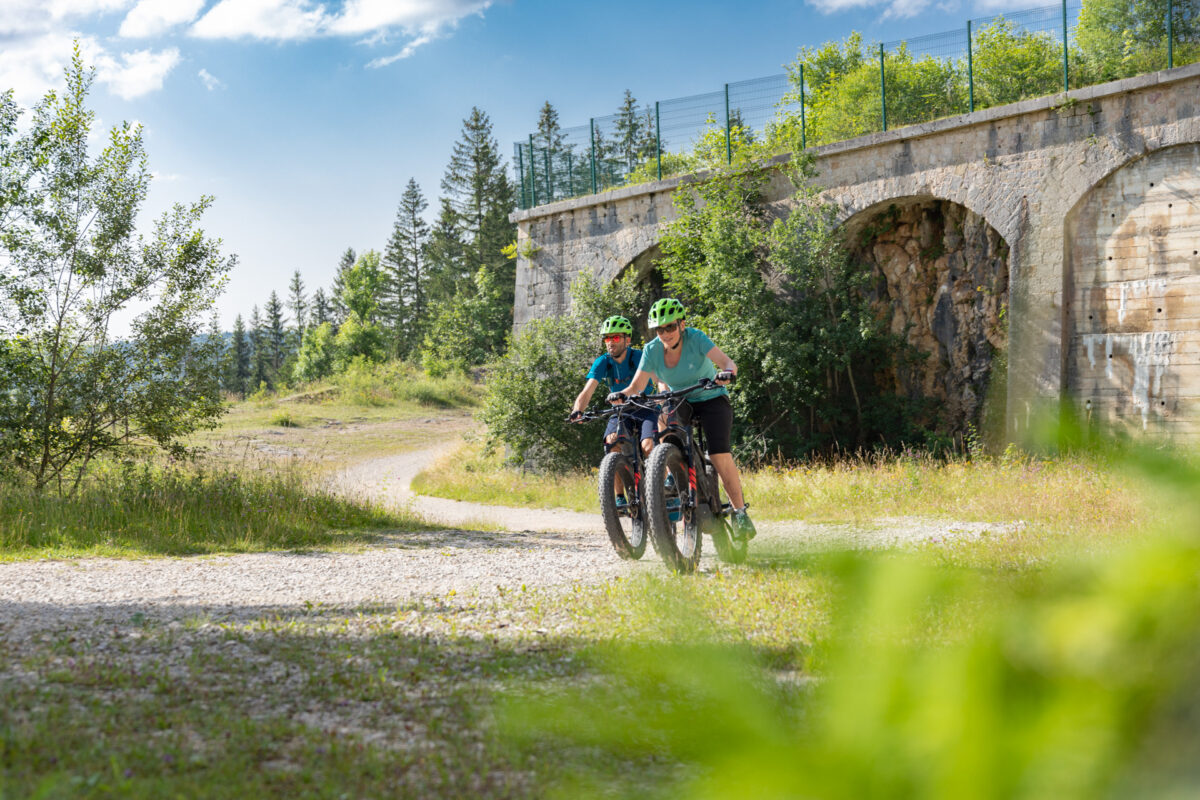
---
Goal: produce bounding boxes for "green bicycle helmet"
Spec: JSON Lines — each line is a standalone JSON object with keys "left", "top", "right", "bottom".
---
{"left": 599, "top": 315, "right": 633, "bottom": 336}
{"left": 648, "top": 298, "right": 686, "bottom": 329}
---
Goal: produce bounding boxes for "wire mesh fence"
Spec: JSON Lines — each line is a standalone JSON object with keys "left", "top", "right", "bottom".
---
{"left": 515, "top": 0, "right": 1196, "bottom": 209}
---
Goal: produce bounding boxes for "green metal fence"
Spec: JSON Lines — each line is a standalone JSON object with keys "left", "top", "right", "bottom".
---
{"left": 515, "top": 0, "right": 1196, "bottom": 210}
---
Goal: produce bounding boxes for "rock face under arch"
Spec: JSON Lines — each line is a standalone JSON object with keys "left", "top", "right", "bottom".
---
{"left": 849, "top": 200, "right": 1009, "bottom": 434}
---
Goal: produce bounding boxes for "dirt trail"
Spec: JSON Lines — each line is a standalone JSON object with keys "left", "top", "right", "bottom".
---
{"left": 331, "top": 440, "right": 600, "bottom": 535}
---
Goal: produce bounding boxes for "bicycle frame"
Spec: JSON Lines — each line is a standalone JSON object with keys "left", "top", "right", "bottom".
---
{"left": 642, "top": 382, "right": 729, "bottom": 521}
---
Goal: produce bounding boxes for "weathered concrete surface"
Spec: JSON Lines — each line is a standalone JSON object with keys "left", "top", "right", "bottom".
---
{"left": 512, "top": 63, "right": 1200, "bottom": 441}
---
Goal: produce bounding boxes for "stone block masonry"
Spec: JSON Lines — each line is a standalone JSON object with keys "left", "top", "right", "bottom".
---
{"left": 512, "top": 63, "right": 1200, "bottom": 442}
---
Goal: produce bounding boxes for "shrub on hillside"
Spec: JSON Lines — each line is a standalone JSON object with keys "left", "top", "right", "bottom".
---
{"left": 482, "top": 272, "right": 652, "bottom": 471}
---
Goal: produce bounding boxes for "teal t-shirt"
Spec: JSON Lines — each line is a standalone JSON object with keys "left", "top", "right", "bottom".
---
{"left": 640, "top": 327, "right": 727, "bottom": 402}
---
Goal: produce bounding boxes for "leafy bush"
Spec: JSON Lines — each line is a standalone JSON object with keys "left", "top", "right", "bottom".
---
{"left": 482, "top": 272, "right": 652, "bottom": 470}
{"left": 293, "top": 322, "right": 337, "bottom": 382}
{"left": 657, "top": 157, "right": 923, "bottom": 459}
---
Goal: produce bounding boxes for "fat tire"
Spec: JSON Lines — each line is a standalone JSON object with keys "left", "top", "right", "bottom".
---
{"left": 644, "top": 443, "right": 701, "bottom": 574}
{"left": 597, "top": 452, "right": 646, "bottom": 560}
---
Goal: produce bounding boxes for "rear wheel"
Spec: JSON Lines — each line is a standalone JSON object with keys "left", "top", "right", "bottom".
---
{"left": 644, "top": 443, "right": 701, "bottom": 573}
{"left": 597, "top": 452, "right": 646, "bottom": 560}
{"left": 704, "top": 464, "right": 747, "bottom": 564}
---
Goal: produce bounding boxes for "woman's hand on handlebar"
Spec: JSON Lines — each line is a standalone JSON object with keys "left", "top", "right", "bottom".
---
{"left": 715, "top": 369, "right": 736, "bottom": 386}
{"left": 606, "top": 391, "right": 626, "bottom": 406}
{"left": 568, "top": 410, "right": 584, "bottom": 423}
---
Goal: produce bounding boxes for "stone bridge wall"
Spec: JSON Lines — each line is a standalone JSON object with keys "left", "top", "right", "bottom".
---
{"left": 511, "top": 64, "right": 1200, "bottom": 440}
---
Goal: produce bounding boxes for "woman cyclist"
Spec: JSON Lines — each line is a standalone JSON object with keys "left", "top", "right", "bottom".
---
{"left": 607, "top": 298, "right": 756, "bottom": 540}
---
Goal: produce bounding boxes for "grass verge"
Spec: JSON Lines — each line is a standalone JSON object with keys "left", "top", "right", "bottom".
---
{"left": 412, "top": 443, "right": 1157, "bottom": 533}
{"left": 0, "top": 463, "right": 430, "bottom": 560}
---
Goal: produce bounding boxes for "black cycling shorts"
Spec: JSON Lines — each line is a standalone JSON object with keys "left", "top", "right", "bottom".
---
{"left": 679, "top": 395, "right": 733, "bottom": 455}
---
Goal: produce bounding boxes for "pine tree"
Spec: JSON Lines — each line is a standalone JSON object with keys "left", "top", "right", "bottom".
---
{"left": 381, "top": 178, "right": 431, "bottom": 359}
{"left": 249, "top": 305, "right": 270, "bottom": 391}
{"left": 534, "top": 101, "right": 568, "bottom": 200}
{"left": 287, "top": 270, "right": 307, "bottom": 343}
{"left": 331, "top": 247, "right": 356, "bottom": 324}
{"left": 264, "top": 291, "right": 287, "bottom": 377}
{"left": 229, "top": 314, "right": 251, "bottom": 398}
{"left": 311, "top": 287, "right": 331, "bottom": 326}
{"left": 422, "top": 107, "right": 517, "bottom": 370}
{"left": 426, "top": 198, "right": 467, "bottom": 305}
{"left": 613, "top": 89, "right": 646, "bottom": 173}
{"left": 440, "top": 107, "right": 515, "bottom": 282}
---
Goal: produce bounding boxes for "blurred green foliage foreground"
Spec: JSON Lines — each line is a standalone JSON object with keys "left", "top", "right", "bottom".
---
{"left": 504, "top": 441, "right": 1200, "bottom": 799}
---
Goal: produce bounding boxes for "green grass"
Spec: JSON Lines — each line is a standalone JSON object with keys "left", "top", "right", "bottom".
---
{"left": 413, "top": 443, "right": 1157, "bottom": 534}
{"left": 0, "top": 463, "right": 431, "bottom": 559}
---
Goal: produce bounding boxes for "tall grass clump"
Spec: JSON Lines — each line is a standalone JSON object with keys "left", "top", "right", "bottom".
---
{"left": 0, "top": 462, "right": 424, "bottom": 558}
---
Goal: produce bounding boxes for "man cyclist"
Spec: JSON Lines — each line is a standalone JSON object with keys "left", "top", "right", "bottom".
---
{"left": 606, "top": 298, "right": 757, "bottom": 540}
{"left": 569, "top": 315, "right": 658, "bottom": 459}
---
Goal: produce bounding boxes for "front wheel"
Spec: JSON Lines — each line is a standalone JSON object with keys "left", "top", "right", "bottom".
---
{"left": 597, "top": 451, "right": 646, "bottom": 560}
{"left": 644, "top": 443, "right": 701, "bottom": 573}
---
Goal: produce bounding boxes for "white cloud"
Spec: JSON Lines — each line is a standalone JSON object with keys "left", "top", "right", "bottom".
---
{"left": 0, "top": 31, "right": 98, "bottom": 104}
{"left": 94, "top": 47, "right": 181, "bottom": 99}
{"left": 0, "top": 0, "right": 130, "bottom": 37}
{"left": 188, "top": 0, "right": 489, "bottom": 63}
{"left": 330, "top": 0, "right": 490, "bottom": 36}
{"left": 198, "top": 68, "right": 224, "bottom": 90}
{"left": 365, "top": 33, "right": 432, "bottom": 68}
{"left": 119, "top": 0, "right": 205, "bottom": 37}
{"left": 190, "top": 0, "right": 329, "bottom": 40}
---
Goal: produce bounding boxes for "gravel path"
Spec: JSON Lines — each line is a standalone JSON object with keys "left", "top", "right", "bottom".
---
{"left": 0, "top": 436, "right": 1022, "bottom": 636}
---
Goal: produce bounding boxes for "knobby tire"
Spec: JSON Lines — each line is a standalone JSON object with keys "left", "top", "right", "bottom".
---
{"left": 644, "top": 443, "right": 701, "bottom": 574}
{"left": 597, "top": 451, "right": 647, "bottom": 560}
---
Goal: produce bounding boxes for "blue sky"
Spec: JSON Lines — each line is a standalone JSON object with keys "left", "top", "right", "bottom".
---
{"left": 0, "top": 0, "right": 1041, "bottom": 330}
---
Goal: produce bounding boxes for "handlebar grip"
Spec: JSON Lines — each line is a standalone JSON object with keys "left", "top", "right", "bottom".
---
{"left": 716, "top": 370, "right": 736, "bottom": 384}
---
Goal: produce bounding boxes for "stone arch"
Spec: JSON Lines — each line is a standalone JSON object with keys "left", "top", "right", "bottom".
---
{"left": 1063, "top": 142, "right": 1200, "bottom": 439}
{"left": 843, "top": 196, "right": 1011, "bottom": 436}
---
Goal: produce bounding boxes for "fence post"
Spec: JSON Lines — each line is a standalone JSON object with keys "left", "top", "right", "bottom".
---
{"left": 800, "top": 64, "right": 807, "bottom": 150}
{"left": 590, "top": 119, "right": 597, "bottom": 194}
{"left": 1169, "top": 0, "right": 1174, "bottom": 68}
{"left": 1062, "top": 0, "right": 1069, "bottom": 92}
{"left": 655, "top": 101, "right": 662, "bottom": 180}
{"left": 544, "top": 147, "right": 551, "bottom": 202}
{"left": 880, "top": 43, "right": 888, "bottom": 132}
{"left": 967, "top": 20, "right": 975, "bottom": 113}
{"left": 724, "top": 83, "right": 732, "bottom": 165}
{"left": 529, "top": 135, "right": 538, "bottom": 207}
{"left": 567, "top": 151, "right": 573, "bottom": 197}
{"left": 517, "top": 145, "right": 527, "bottom": 209}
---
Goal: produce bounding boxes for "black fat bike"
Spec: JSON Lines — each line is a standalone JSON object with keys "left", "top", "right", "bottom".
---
{"left": 637, "top": 380, "right": 748, "bottom": 574}
{"left": 569, "top": 404, "right": 650, "bottom": 560}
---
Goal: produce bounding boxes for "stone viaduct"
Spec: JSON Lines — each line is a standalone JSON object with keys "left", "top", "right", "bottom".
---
{"left": 510, "top": 64, "right": 1200, "bottom": 441}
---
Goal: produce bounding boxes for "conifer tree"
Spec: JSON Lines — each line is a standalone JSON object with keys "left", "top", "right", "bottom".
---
{"left": 287, "top": 270, "right": 307, "bottom": 343}
{"left": 381, "top": 178, "right": 431, "bottom": 358}
{"left": 331, "top": 247, "right": 356, "bottom": 324}
{"left": 264, "top": 291, "right": 287, "bottom": 377}
{"left": 229, "top": 314, "right": 251, "bottom": 398}
{"left": 311, "top": 287, "right": 331, "bottom": 326}
{"left": 422, "top": 107, "right": 517, "bottom": 371}
{"left": 249, "top": 305, "right": 270, "bottom": 391}
{"left": 613, "top": 89, "right": 646, "bottom": 173}
{"left": 426, "top": 198, "right": 467, "bottom": 304}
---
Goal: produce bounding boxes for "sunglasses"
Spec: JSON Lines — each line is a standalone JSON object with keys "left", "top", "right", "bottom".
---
{"left": 655, "top": 322, "right": 681, "bottom": 335}
{"left": 602, "top": 334, "right": 626, "bottom": 343}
